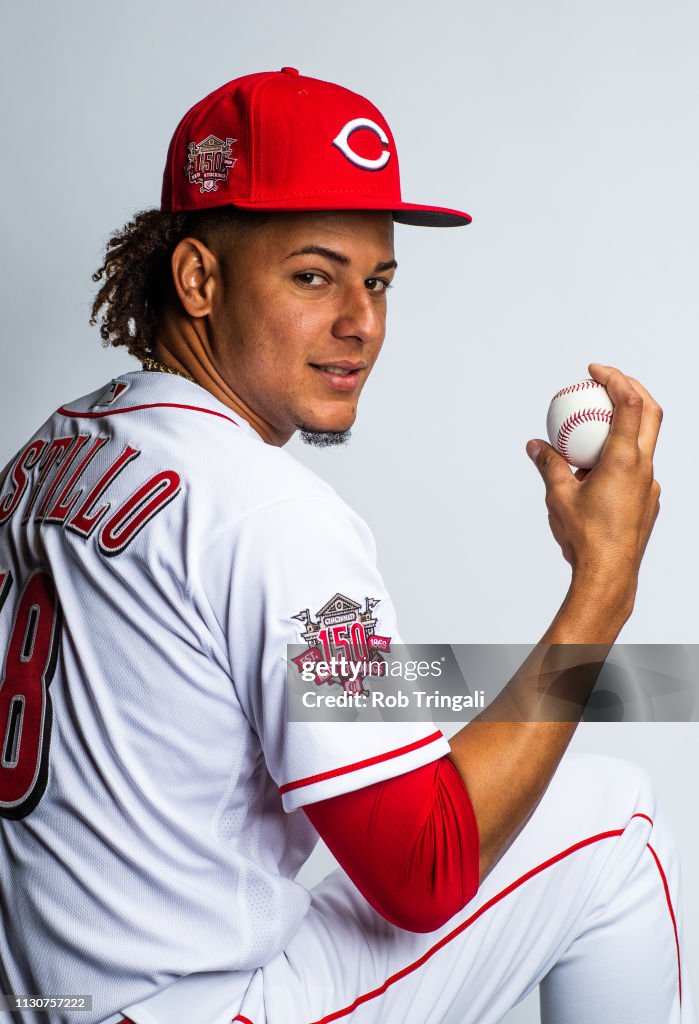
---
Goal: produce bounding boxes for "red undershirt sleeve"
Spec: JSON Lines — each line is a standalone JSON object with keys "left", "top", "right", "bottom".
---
{"left": 303, "top": 754, "right": 480, "bottom": 933}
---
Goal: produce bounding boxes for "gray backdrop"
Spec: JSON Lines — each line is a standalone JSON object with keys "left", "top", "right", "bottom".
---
{"left": 1, "top": 1, "right": 697, "bottom": 1019}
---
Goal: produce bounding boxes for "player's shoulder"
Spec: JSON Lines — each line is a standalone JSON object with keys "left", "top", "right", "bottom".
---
{"left": 54, "top": 370, "right": 344, "bottom": 514}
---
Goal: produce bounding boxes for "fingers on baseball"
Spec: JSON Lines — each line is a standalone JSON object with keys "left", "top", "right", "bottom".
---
{"left": 533, "top": 440, "right": 576, "bottom": 492}
{"left": 626, "top": 375, "right": 663, "bottom": 460}
{"left": 588, "top": 365, "right": 644, "bottom": 466}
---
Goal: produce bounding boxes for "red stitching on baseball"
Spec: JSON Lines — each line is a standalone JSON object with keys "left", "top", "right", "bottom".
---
{"left": 557, "top": 408, "right": 613, "bottom": 463}
{"left": 552, "top": 379, "right": 602, "bottom": 401}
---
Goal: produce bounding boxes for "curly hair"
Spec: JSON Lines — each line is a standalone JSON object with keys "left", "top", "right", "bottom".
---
{"left": 90, "top": 207, "right": 268, "bottom": 361}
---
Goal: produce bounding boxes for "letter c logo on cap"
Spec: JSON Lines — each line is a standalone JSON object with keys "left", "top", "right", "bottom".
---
{"left": 332, "top": 118, "right": 391, "bottom": 171}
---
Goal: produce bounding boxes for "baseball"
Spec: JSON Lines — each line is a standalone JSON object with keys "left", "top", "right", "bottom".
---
{"left": 546, "top": 378, "right": 614, "bottom": 469}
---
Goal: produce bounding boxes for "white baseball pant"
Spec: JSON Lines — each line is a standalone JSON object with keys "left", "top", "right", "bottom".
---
{"left": 118, "top": 751, "right": 695, "bottom": 1024}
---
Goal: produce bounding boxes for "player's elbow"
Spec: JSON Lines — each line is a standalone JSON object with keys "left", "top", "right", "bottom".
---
{"left": 368, "top": 877, "right": 480, "bottom": 934}
{"left": 383, "top": 906, "right": 460, "bottom": 934}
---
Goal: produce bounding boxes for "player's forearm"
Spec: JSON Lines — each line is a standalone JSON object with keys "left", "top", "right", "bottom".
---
{"left": 447, "top": 573, "right": 635, "bottom": 884}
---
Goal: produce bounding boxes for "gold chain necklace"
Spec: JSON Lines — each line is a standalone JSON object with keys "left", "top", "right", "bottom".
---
{"left": 142, "top": 356, "right": 196, "bottom": 384}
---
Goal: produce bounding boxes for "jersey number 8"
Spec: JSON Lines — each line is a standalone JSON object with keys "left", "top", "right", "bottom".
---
{"left": 0, "top": 571, "right": 60, "bottom": 819}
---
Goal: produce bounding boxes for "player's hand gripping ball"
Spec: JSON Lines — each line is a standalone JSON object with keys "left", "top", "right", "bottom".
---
{"left": 546, "top": 379, "right": 614, "bottom": 469}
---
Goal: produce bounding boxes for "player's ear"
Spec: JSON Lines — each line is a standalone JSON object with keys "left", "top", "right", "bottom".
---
{"left": 169, "top": 237, "right": 219, "bottom": 319}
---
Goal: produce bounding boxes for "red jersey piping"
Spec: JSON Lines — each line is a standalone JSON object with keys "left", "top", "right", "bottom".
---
{"left": 278, "top": 731, "right": 445, "bottom": 795}
{"left": 647, "top": 841, "right": 683, "bottom": 1004}
{"left": 57, "top": 402, "right": 240, "bottom": 428}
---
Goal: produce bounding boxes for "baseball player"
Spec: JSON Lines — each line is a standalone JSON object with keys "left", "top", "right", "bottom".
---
{"left": 0, "top": 68, "right": 693, "bottom": 1024}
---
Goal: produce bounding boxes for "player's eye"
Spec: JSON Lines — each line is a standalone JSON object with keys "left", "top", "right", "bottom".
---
{"left": 294, "top": 272, "right": 327, "bottom": 289}
{"left": 365, "top": 278, "right": 392, "bottom": 294}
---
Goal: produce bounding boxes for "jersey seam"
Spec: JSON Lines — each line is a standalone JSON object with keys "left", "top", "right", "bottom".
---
{"left": 188, "top": 492, "right": 366, "bottom": 734}
{"left": 186, "top": 490, "right": 355, "bottom": 622}
{"left": 198, "top": 491, "right": 356, "bottom": 561}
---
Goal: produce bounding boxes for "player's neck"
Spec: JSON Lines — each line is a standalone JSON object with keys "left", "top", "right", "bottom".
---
{"left": 150, "top": 311, "right": 287, "bottom": 446}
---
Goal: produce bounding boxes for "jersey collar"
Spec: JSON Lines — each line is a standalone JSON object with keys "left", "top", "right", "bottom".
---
{"left": 110, "top": 370, "right": 266, "bottom": 444}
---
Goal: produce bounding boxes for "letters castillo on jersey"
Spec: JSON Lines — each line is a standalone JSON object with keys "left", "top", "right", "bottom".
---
{"left": 0, "top": 434, "right": 180, "bottom": 558}
{"left": 291, "top": 592, "right": 392, "bottom": 695}
{"left": 0, "top": 378, "right": 180, "bottom": 558}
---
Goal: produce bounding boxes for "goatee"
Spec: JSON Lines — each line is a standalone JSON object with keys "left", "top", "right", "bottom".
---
{"left": 298, "top": 427, "right": 352, "bottom": 448}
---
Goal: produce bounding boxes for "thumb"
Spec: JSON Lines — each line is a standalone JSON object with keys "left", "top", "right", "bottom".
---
{"left": 526, "top": 439, "right": 573, "bottom": 489}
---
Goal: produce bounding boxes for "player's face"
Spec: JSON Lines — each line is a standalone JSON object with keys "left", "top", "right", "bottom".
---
{"left": 209, "top": 210, "right": 396, "bottom": 445}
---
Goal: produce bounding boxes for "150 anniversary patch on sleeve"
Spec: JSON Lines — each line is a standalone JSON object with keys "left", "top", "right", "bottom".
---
{"left": 291, "top": 592, "right": 392, "bottom": 695}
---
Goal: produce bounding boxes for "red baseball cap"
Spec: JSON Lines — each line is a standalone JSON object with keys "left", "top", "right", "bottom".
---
{"left": 161, "top": 67, "right": 471, "bottom": 227}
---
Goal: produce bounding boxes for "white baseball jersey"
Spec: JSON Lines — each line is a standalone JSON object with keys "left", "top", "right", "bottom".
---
{"left": 0, "top": 371, "right": 450, "bottom": 1024}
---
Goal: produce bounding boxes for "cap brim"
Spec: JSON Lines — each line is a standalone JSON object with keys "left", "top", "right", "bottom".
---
{"left": 199, "top": 196, "right": 471, "bottom": 227}
{"left": 392, "top": 204, "right": 471, "bottom": 227}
